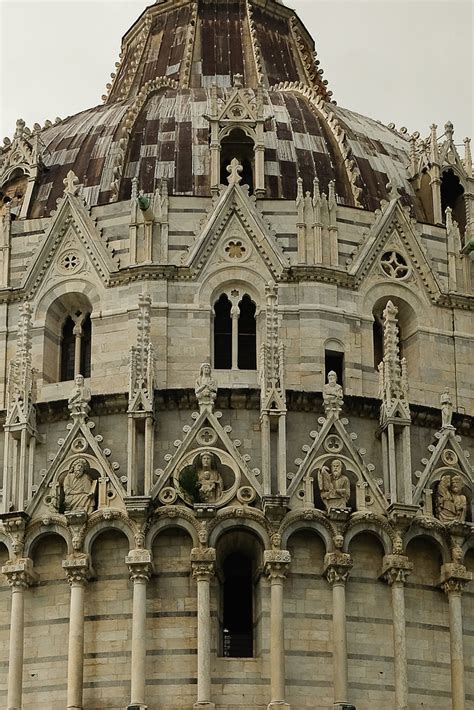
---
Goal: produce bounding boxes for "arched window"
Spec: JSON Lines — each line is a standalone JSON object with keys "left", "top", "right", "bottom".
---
{"left": 60, "top": 311, "right": 91, "bottom": 382}
{"left": 213, "top": 291, "right": 257, "bottom": 371}
{"left": 222, "top": 552, "right": 253, "bottom": 658}
{"left": 372, "top": 316, "right": 384, "bottom": 369}
{"left": 441, "top": 169, "right": 466, "bottom": 235}
{"left": 1, "top": 169, "right": 28, "bottom": 219}
{"left": 324, "top": 339, "right": 344, "bottom": 385}
{"left": 220, "top": 128, "right": 255, "bottom": 193}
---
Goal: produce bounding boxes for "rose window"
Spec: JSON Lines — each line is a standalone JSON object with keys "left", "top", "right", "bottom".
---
{"left": 380, "top": 251, "right": 409, "bottom": 279}
{"left": 59, "top": 250, "right": 81, "bottom": 273}
{"left": 225, "top": 240, "right": 246, "bottom": 259}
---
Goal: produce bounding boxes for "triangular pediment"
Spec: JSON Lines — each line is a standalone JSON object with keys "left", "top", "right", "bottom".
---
{"left": 349, "top": 198, "right": 442, "bottom": 300}
{"left": 22, "top": 191, "right": 119, "bottom": 299}
{"left": 287, "top": 413, "right": 387, "bottom": 515}
{"left": 184, "top": 182, "right": 288, "bottom": 278}
{"left": 218, "top": 87, "right": 258, "bottom": 124}
{"left": 151, "top": 407, "right": 262, "bottom": 509}
{"left": 413, "top": 427, "right": 473, "bottom": 507}
{"left": 27, "top": 411, "right": 126, "bottom": 518}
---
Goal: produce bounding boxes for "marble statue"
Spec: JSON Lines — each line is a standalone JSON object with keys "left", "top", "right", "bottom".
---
{"left": 196, "top": 452, "right": 223, "bottom": 503}
{"left": 195, "top": 362, "right": 217, "bottom": 412}
{"left": 323, "top": 370, "right": 343, "bottom": 417}
{"left": 63, "top": 458, "right": 97, "bottom": 514}
{"left": 435, "top": 474, "right": 467, "bottom": 523}
{"left": 68, "top": 374, "right": 92, "bottom": 416}
{"left": 319, "top": 458, "right": 351, "bottom": 510}
{"left": 440, "top": 388, "right": 454, "bottom": 429}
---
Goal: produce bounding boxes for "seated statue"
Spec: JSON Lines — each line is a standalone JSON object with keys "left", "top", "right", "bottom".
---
{"left": 63, "top": 458, "right": 96, "bottom": 514}
{"left": 319, "top": 458, "right": 351, "bottom": 510}
{"left": 68, "top": 374, "right": 91, "bottom": 416}
{"left": 435, "top": 474, "right": 467, "bottom": 524}
{"left": 196, "top": 451, "right": 223, "bottom": 503}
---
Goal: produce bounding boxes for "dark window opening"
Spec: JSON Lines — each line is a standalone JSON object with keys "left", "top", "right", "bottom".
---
{"left": 238, "top": 294, "right": 256, "bottom": 370}
{"left": 214, "top": 294, "right": 232, "bottom": 369}
{"left": 441, "top": 169, "right": 466, "bottom": 235}
{"left": 222, "top": 553, "right": 253, "bottom": 658}
{"left": 325, "top": 350, "right": 344, "bottom": 385}
{"left": 220, "top": 128, "right": 255, "bottom": 194}
{"left": 373, "top": 317, "right": 384, "bottom": 369}
{"left": 60, "top": 311, "right": 92, "bottom": 381}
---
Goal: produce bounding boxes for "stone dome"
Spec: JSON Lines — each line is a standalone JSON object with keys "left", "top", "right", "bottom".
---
{"left": 9, "top": 0, "right": 425, "bottom": 220}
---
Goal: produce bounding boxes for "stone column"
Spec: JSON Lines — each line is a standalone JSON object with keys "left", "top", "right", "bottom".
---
{"left": 191, "top": 547, "right": 216, "bottom": 709}
{"left": 2, "top": 558, "right": 36, "bottom": 710}
{"left": 63, "top": 555, "right": 91, "bottom": 710}
{"left": 264, "top": 549, "right": 291, "bottom": 709}
{"left": 440, "top": 563, "right": 472, "bottom": 710}
{"left": 324, "top": 552, "right": 353, "bottom": 710}
{"left": 231, "top": 303, "right": 239, "bottom": 370}
{"left": 126, "top": 549, "right": 153, "bottom": 710}
{"left": 381, "top": 554, "right": 413, "bottom": 710}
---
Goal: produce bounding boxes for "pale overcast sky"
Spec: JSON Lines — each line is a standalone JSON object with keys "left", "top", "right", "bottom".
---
{"left": 0, "top": 0, "right": 473, "bottom": 144}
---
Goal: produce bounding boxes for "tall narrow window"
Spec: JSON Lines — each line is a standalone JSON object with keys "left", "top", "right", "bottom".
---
{"left": 220, "top": 129, "right": 255, "bottom": 193}
{"left": 373, "top": 317, "right": 384, "bottom": 369}
{"left": 222, "top": 553, "right": 253, "bottom": 658}
{"left": 60, "top": 310, "right": 92, "bottom": 381}
{"left": 214, "top": 294, "right": 232, "bottom": 369}
{"left": 213, "top": 292, "right": 257, "bottom": 370}
{"left": 238, "top": 294, "right": 257, "bottom": 370}
{"left": 325, "top": 349, "right": 344, "bottom": 385}
{"left": 441, "top": 169, "right": 466, "bottom": 235}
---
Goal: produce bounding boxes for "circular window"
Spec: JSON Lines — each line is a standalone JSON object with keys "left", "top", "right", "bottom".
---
{"left": 223, "top": 236, "right": 250, "bottom": 263}
{"left": 58, "top": 249, "right": 82, "bottom": 274}
{"left": 380, "top": 251, "right": 410, "bottom": 279}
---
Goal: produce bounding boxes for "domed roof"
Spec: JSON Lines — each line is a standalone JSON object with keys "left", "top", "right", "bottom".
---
{"left": 3, "top": 0, "right": 426, "bottom": 221}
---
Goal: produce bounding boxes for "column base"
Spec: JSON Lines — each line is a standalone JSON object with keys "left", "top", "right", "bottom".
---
{"left": 193, "top": 704, "right": 215, "bottom": 709}
{"left": 333, "top": 704, "right": 356, "bottom": 710}
{"left": 127, "top": 705, "right": 147, "bottom": 710}
{"left": 267, "top": 703, "right": 290, "bottom": 709}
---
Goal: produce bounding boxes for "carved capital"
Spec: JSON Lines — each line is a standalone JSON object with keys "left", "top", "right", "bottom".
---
{"left": 264, "top": 549, "right": 291, "bottom": 580}
{"left": 126, "top": 548, "right": 153, "bottom": 582}
{"left": 62, "top": 554, "right": 91, "bottom": 586}
{"left": 0, "top": 511, "right": 29, "bottom": 559}
{"left": 324, "top": 552, "right": 353, "bottom": 587}
{"left": 191, "top": 547, "right": 216, "bottom": 581}
{"left": 2, "top": 557, "right": 36, "bottom": 589}
{"left": 381, "top": 554, "right": 413, "bottom": 586}
{"left": 440, "top": 563, "right": 472, "bottom": 596}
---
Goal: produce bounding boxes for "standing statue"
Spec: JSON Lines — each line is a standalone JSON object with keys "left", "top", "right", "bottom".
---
{"left": 440, "top": 388, "right": 454, "bottom": 429}
{"left": 323, "top": 370, "right": 344, "bottom": 418}
{"left": 318, "top": 459, "right": 351, "bottom": 510}
{"left": 435, "top": 474, "right": 467, "bottom": 524}
{"left": 63, "top": 458, "right": 97, "bottom": 514}
{"left": 195, "top": 362, "right": 217, "bottom": 412}
{"left": 196, "top": 451, "right": 223, "bottom": 503}
{"left": 68, "top": 374, "right": 92, "bottom": 416}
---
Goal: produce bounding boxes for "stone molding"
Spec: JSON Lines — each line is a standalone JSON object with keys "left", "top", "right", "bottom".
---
{"left": 264, "top": 549, "right": 291, "bottom": 580}
{"left": 323, "top": 551, "right": 353, "bottom": 587}
{"left": 191, "top": 547, "right": 216, "bottom": 581}
{"left": 440, "top": 562, "right": 472, "bottom": 595}
{"left": 62, "top": 554, "right": 92, "bottom": 586}
{"left": 2, "top": 557, "right": 36, "bottom": 589}
{"left": 126, "top": 548, "right": 153, "bottom": 583}
{"left": 381, "top": 554, "right": 413, "bottom": 585}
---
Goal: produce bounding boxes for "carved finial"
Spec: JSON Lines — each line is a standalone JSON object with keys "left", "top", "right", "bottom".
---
{"left": 386, "top": 181, "right": 400, "bottom": 201}
{"left": 233, "top": 73, "right": 243, "bottom": 88}
{"left": 195, "top": 362, "right": 217, "bottom": 414}
{"left": 464, "top": 137, "right": 472, "bottom": 177}
{"left": 128, "top": 294, "right": 155, "bottom": 413}
{"left": 63, "top": 170, "right": 80, "bottom": 196}
{"left": 227, "top": 158, "right": 243, "bottom": 185}
{"left": 14, "top": 119, "right": 26, "bottom": 139}
{"left": 67, "top": 374, "right": 91, "bottom": 418}
{"left": 296, "top": 177, "right": 304, "bottom": 203}
{"left": 323, "top": 370, "right": 343, "bottom": 419}
{"left": 430, "top": 124, "right": 439, "bottom": 163}
{"left": 378, "top": 301, "right": 410, "bottom": 424}
{"left": 7, "top": 302, "right": 35, "bottom": 415}
{"left": 440, "top": 388, "right": 454, "bottom": 430}
{"left": 445, "top": 206, "right": 453, "bottom": 232}
{"left": 131, "top": 177, "right": 139, "bottom": 201}
{"left": 313, "top": 177, "right": 320, "bottom": 203}
{"left": 328, "top": 179, "right": 336, "bottom": 206}
{"left": 445, "top": 121, "right": 454, "bottom": 141}
{"left": 260, "top": 281, "right": 285, "bottom": 411}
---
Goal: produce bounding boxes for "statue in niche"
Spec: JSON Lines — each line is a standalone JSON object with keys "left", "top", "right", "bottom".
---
{"left": 179, "top": 451, "right": 226, "bottom": 504}
{"left": 196, "top": 451, "right": 223, "bottom": 503}
{"left": 323, "top": 370, "right": 344, "bottom": 417}
{"left": 318, "top": 458, "right": 351, "bottom": 510}
{"left": 63, "top": 458, "right": 97, "bottom": 514}
{"left": 435, "top": 474, "right": 467, "bottom": 524}
{"left": 68, "top": 374, "right": 91, "bottom": 416}
{"left": 195, "top": 362, "right": 217, "bottom": 412}
{"left": 440, "top": 388, "right": 454, "bottom": 429}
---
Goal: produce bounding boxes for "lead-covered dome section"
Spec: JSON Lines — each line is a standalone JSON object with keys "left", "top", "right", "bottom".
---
{"left": 105, "top": 0, "right": 330, "bottom": 100}
{"left": 24, "top": 86, "right": 422, "bottom": 219}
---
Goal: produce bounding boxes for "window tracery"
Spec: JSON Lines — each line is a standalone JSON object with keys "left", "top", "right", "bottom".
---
{"left": 213, "top": 291, "right": 257, "bottom": 371}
